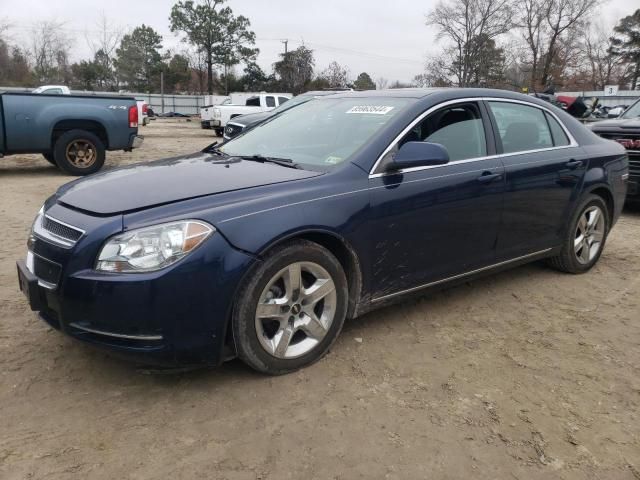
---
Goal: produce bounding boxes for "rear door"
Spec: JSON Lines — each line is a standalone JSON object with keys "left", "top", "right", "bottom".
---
{"left": 485, "top": 100, "right": 586, "bottom": 260}
{"left": 367, "top": 99, "right": 505, "bottom": 300}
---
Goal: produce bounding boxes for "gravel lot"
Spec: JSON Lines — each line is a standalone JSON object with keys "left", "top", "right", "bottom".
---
{"left": 1, "top": 120, "right": 639, "bottom": 479}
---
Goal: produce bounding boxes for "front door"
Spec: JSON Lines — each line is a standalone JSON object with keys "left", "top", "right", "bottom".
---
{"left": 367, "top": 100, "right": 505, "bottom": 301}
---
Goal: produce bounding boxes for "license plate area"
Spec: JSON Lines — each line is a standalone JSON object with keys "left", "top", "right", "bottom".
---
{"left": 17, "top": 259, "right": 44, "bottom": 311}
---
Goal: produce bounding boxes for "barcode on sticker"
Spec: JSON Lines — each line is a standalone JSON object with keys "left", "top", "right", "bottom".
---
{"left": 346, "top": 106, "right": 395, "bottom": 115}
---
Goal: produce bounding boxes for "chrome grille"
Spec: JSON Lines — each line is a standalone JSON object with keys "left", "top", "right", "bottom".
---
{"left": 594, "top": 132, "right": 640, "bottom": 176}
{"left": 33, "top": 214, "right": 84, "bottom": 248}
{"left": 42, "top": 216, "right": 83, "bottom": 242}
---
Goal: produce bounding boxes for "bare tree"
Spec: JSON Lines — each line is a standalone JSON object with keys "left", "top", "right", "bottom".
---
{"left": 539, "top": 0, "right": 599, "bottom": 87}
{"left": 517, "top": 0, "right": 550, "bottom": 89}
{"left": 319, "top": 61, "right": 350, "bottom": 88}
{"left": 427, "top": 0, "right": 514, "bottom": 87}
{"left": 376, "top": 77, "right": 388, "bottom": 89}
{"left": 30, "top": 21, "right": 71, "bottom": 84}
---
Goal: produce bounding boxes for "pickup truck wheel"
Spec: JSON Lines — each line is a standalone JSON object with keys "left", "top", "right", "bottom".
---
{"left": 53, "top": 130, "right": 105, "bottom": 176}
{"left": 42, "top": 153, "right": 56, "bottom": 165}
{"left": 232, "top": 240, "right": 348, "bottom": 375}
{"left": 214, "top": 128, "right": 224, "bottom": 137}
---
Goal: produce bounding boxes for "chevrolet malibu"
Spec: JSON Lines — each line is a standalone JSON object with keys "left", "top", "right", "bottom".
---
{"left": 17, "top": 89, "right": 628, "bottom": 374}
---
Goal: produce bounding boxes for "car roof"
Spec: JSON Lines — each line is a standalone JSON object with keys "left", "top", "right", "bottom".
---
{"left": 323, "top": 87, "right": 544, "bottom": 102}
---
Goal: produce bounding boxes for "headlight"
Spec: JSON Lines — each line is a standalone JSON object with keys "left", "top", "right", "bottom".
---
{"left": 96, "top": 220, "right": 214, "bottom": 273}
{"left": 213, "top": 108, "right": 221, "bottom": 119}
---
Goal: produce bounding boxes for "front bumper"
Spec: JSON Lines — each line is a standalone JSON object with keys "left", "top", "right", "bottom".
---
{"left": 17, "top": 204, "right": 255, "bottom": 366}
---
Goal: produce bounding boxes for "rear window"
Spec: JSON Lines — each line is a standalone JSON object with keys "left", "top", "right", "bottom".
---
{"left": 545, "top": 112, "right": 570, "bottom": 146}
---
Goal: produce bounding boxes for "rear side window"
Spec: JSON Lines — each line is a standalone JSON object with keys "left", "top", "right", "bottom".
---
{"left": 489, "top": 102, "right": 553, "bottom": 154}
{"left": 43, "top": 88, "right": 63, "bottom": 95}
{"left": 399, "top": 102, "right": 487, "bottom": 162}
{"left": 246, "top": 97, "right": 260, "bottom": 107}
{"left": 545, "top": 112, "right": 570, "bottom": 147}
{"left": 278, "top": 96, "right": 289, "bottom": 105}
{"left": 266, "top": 96, "right": 276, "bottom": 107}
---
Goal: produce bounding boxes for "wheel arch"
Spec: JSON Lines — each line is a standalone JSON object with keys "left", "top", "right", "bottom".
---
{"left": 583, "top": 184, "right": 614, "bottom": 229}
{"left": 51, "top": 120, "right": 109, "bottom": 149}
{"left": 256, "top": 229, "right": 364, "bottom": 321}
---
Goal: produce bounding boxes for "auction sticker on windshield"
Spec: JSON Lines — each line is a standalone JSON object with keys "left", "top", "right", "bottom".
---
{"left": 346, "top": 106, "right": 395, "bottom": 115}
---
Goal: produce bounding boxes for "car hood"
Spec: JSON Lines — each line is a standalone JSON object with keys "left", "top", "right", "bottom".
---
{"left": 56, "top": 152, "right": 322, "bottom": 215}
{"left": 590, "top": 117, "right": 640, "bottom": 131}
{"left": 229, "top": 110, "right": 273, "bottom": 127}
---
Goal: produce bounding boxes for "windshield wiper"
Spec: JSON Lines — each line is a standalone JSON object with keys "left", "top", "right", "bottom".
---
{"left": 239, "top": 154, "right": 302, "bottom": 169}
{"left": 203, "top": 142, "right": 227, "bottom": 156}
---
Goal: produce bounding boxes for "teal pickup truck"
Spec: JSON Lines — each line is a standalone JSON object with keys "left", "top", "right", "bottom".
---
{"left": 0, "top": 91, "right": 143, "bottom": 175}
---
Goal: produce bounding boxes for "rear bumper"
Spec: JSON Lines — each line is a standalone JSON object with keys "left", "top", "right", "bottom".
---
{"left": 130, "top": 135, "right": 144, "bottom": 149}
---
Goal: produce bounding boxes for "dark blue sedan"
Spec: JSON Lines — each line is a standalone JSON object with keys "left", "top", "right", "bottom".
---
{"left": 17, "top": 89, "right": 628, "bottom": 374}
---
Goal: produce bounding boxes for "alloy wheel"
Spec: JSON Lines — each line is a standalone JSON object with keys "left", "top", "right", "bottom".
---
{"left": 255, "top": 261, "right": 337, "bottom": 359}
{"left": 65, "top": 140, "right": 97, "bottom": 168}
{"left": 574, "top": 205, "right": 605, "bottom": 265}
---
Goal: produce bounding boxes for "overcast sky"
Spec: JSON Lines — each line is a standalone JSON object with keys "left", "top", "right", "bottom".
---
{"left": 2, "top": 0, "right": 638, "bottom": 83}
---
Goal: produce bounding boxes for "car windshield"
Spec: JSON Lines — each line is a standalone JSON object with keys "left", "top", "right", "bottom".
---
{"left": 621, "top": 100, "right": 640, "bottom": 118}
{"left": 219, "top": 97, "right": 411, "bottom": 169}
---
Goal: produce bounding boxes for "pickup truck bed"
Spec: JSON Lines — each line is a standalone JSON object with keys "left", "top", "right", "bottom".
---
{"left": 0, "top": 92, "right": 143, "bottom": 175}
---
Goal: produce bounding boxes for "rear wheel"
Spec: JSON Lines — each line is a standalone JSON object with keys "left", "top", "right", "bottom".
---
{"left": 547, "top": 194, "right": 609, "bottom": 273}
{"left": 232, "top": 240, "right": 348, "bottom": 375}
{"left": 53, "top": 129, "right": 105, "bottom": 176}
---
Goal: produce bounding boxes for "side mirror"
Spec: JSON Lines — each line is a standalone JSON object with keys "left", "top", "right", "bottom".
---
{"left": 386, "top": 141, "right": 450, "bottom": 171}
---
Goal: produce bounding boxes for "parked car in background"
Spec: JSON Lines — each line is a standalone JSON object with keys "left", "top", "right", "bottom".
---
{"left": 0, "top": 91, "right": 143, "bottom": 175}
{"left": 589, "top": 97, "right": 640, "bottom": 202}
{"left": 201, "top": 93, "right": 292, "bottom": 136}
{"left": 32, "top": 85, "right": 71, "bottom": 95}
{"left": 136, "top": 100, "right": 150, "bottom": 126}
{"left": 17, "top": 89, "right": 627, "bottom": 374}
{"left": 223, "top": 90, "right": 349, "bottom": 141}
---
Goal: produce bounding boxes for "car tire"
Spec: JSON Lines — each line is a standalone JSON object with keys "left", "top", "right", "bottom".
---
{"left": 42, "top": 153, "right": 56, "bottom": 165}
{"left": 214, "top": 128, "right": 224, "bottom": 137}
{"left": 547, "top": 194, "right": 609, "bottom": 274}
{"left": 232, "top": 240, "right": 348, "bottom": 375}
{"left": 53, "top": 129, "right": 106, "bottom": 176}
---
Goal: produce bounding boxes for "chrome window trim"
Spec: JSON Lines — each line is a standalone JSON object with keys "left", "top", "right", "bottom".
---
{"left": 69, "top": 323, "right": 163, "bottom": 341}
{"left": 368, "top": 96, "right": 579, "bottom": 178}
{"left": 371, "top": 248, "right": 553, "bottom": 303}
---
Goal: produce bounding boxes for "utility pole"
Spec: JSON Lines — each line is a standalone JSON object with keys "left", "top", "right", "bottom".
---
{"left": 160, "top": 71, "right": 165, "bottom": 114}
{"left": 281, "top": 39, "right": 288, "bottom": 55}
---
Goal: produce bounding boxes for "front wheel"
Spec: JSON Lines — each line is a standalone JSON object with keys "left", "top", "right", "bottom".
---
{"left": 547, "top": 194, "right": 609, "bottom": 273}
{"left": 53, "top": 129, "right": 106, "bottom": 176}
{"left": 42, "top": 153, "right": 56, "bottom": 165}
{"left": 232, "top": 240, "right": 348, "bottom": 375}
{"left": 214, "top": 128, "right": 224, "bottom": 137}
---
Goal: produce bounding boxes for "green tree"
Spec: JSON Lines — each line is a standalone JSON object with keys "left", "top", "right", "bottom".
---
{"left": 610, "top": 9, "right": 640, "bottom": 90}
{"left": 241, "top": 61, "right": 277, "bottom": 91}
{"left": 352, "top": 72, "right": 376, "bottom": 90}
{"left": 170, "top": 0, "right": 258, "bottom": 95}
{"left": 274, "top": 45, "right": 315, "bottom": 94}
{"left": 115, "top": 25, "right": 164, "bottom": 92}
{"left": 165, "top": 53, "right": 191, "bottom": 92}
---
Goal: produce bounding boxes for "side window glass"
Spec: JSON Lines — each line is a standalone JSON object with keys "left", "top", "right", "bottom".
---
{"left": 278, "top": 96, "right": 289, "bottom": 105}
{"left": 489, "top": 102, "right": 553, "bottom": 154}
{"left": 398, "top": 103, "right": 487, "bottom": 162}
{"left": 246, "top": 97, "right": 260, "bottom": 107}
{"left": 266, "top": 96, "right": 276, "bottom": 107}
{"left": 545, "top": 112, "right": 570, "bottom": 147}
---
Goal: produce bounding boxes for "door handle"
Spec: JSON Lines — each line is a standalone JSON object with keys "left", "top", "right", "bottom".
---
{"left": 565, "top": 160, "right": 583, "bottom": 169}
{"left": 477, "top": 172, "right": 502, "bottom": 184}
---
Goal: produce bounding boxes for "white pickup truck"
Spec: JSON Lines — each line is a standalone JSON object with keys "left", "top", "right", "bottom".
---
{"left": 200, "top": 93, "right": 292, "bottom": 136}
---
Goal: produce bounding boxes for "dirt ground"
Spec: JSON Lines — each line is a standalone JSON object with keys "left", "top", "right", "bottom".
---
{"left": 1, "top": 119, "right": 639, "bottom": 480}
